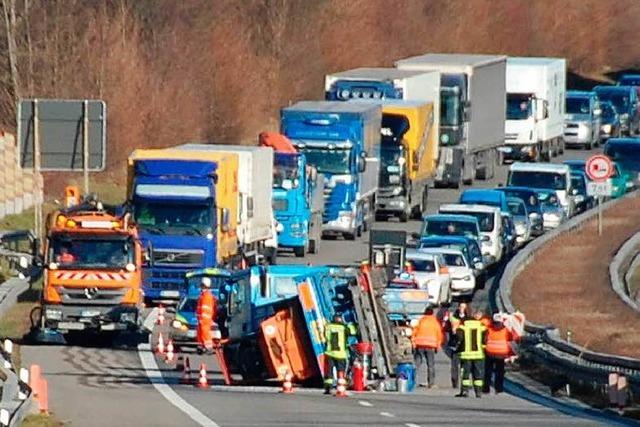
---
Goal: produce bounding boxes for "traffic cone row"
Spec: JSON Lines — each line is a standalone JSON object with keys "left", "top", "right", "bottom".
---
{"left": 281, "top": 372, "right": 294, "bottom": 394}
{"left": 197, "top": 363, "right": 209, "bottom": 389}
{"left": 157, "top": 304, "right": 165, "bottom": 325}
{"left": 156, "top": 333, "right": 165, "bottom": 355}
{"left": 335, "top": 371, "right": 347, "bottom": 398}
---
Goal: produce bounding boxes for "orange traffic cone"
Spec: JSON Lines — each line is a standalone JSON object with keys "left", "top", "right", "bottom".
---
{"left": 165, "top": 339, "right": 175, "bottom": 363}
{"left": 336, "top": 371, "right": 347, "bottom": 398}
{"left": 156, "top": 333, "right": 165, "bottom": 355}
{"left": 197, "top": 363, "right": 209, "bottom": 389}
{"left": 180, "top": 357, "right": 192, "bottom": 385}
{"left": 157, "top": 304, "right": 165, "bottom": 325}
{"left": 281, "top": 372, "right": 294, "bottom": 394}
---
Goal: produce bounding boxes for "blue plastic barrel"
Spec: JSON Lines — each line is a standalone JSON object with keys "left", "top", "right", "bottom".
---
{"left": 395, "top": 363, "right": 415, "bottom": 392}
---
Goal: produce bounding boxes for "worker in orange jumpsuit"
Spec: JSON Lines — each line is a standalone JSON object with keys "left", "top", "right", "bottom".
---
{"left": 482, "top": 313, "right": 514, "bottom": 394}
{"left": 411, "top": 306, "right": 444, "bottom": 388}
{"left": 196, "top": 277, "right": 217, "bottom": 355}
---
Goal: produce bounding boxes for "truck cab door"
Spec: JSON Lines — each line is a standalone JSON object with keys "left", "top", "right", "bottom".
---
{"left": 224, "top": 276, "right": 251, "bottom": 339}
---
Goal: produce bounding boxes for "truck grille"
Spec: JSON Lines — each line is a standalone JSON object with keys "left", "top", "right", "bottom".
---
{"left": 505, "top": 133, "right": 518, "bottom": 141}
{"left": 58, "top": 286, "right": 127, "bottom": 305}
{"left": 152, "top": 249, "right": 204, "bottom": 267}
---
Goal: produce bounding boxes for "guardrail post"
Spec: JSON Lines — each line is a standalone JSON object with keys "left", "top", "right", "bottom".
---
{"left": 0, "top": 408, "right": 9, "bottom": 426}
{"left": 565, "top": 330, "right": 572, "bottom": 396}
{"left": 617, "top": 373, "right": 628, "bottom": 410}
{"left": 18, "top": 368, "right": 28, "bottom": 400}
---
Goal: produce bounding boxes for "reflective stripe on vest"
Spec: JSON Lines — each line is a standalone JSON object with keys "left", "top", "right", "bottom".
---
{"left": 325, "top": 323, "right": 348, "bottom": 360}
{"left": 460, "top": 320, "right": 485, "bottom": 360}
{"left": 486, "top": 327, "right": 510, "bottom": 356}
{"left": 414, "top": 335, "right": 438, "bottom": 348}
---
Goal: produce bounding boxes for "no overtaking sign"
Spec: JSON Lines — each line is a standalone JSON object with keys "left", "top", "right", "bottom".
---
{"left": 585, "top": 154, "right": 613, "bottom": 182}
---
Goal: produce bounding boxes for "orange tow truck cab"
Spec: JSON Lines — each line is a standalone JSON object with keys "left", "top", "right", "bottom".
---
{"left": 40, "top": 192, "right": 143, "bottom": 336}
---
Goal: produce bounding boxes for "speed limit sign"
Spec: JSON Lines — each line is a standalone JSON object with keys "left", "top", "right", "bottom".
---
{"left": 585, "top": 155, "right": 613, "bottom": 182}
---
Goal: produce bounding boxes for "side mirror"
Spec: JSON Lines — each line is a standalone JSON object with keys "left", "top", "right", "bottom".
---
{"left": 357, "top": 151, "right": 367, "bottom": 173}
{"left": 571, "top": 188, "right": 578, "bottom": 196}
{"left": 474, "top": 262, "right": 484, "bottom": 271}
{"left": 220, "top": 207, "right": 231, "bottom": 232}
{"left": 463, "top": 101, "right": 471, "bottom": 121}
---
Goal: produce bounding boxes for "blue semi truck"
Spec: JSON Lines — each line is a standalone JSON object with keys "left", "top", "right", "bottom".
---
{"left": 271, "top": 152, "right": 324, "bottom": 257}
{"left": 280, "top": 101, "right": 381, "bottom": 240}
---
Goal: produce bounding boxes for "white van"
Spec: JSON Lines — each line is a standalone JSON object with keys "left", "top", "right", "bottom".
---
{"left": 507, "top": 162, "right": 575, "bottom": 217}
{"left": 439, "top": 204, "right": 503, "bottom": 265}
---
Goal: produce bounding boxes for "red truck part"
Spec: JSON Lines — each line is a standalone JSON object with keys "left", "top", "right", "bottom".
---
{"left": 258, "top": 132, "right": 297, "bottom": 153}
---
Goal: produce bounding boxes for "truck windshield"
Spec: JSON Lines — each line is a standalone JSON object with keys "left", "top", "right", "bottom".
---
{"left": 273, "top": 155, "right": 299, "bottom": 189}
{"left": 566, "top": 98, "right": 590, "bottom": 114}
{"left": 441, "top": 90, "right": 460, "bottom": 126}
{"left": 509, "top": 171, "right": 567, "bottom": 190}
{"left": 506, "top": 94, "right": 532, "bottom": 120}
{"left": 597, "top": 92, "right": 630, "bottom": 112}
{"left": 49, "top": 235, "right": 133, "bottom": 269}
{"left": 619, "top": 77, "right": 640, "bottom": 86}
{"left": 604, "top": 143, "right": 640, "bottom": 162}
{"left": 134, "top": 200, "right": 213, "bottom": 235}
{"left": 601, "top": 103, "right": 617, "bottom": 120}
{"left": 298, "top": 147, "right": 350, "bottom": 175}
{"left": 423, "top": 220, "right": 478, "bottom": 238}
{"left": 380, "top": 144, "right": 403, "bottom": 186}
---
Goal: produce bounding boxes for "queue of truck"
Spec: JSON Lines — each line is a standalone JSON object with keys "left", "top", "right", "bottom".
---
{"left": 28, "top": 52, "right": 640, "bottom": 388}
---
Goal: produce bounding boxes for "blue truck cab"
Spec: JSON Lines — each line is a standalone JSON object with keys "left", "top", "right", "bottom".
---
{"left": 281, "top": 101, "right": 381, "bottom": 240}
{"left": 459, "top": 189, "right": 509, "bottom": 212}
{"left": 594, "top": 85, "right": 639, "bottom": 136}
{"left": 129, "top": 159, "right": 220, "bottom": 301}
{"left": 272, "top": 152, "right": 323, "bottom": 257}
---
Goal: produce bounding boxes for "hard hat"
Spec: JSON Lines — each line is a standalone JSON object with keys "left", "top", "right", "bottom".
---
{"left": 201, "top": 277, "right": 212, "bottom": 288}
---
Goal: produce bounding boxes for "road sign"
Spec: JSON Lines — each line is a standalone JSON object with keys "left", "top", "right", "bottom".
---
{"left": 587, "top": 180, "right": 612, "bottom": 197}
{"left": 18, "top": 99, "right": 106, "bottom": 171}
{"left": 585, "top": 154, "right": 613, "bottom": 182}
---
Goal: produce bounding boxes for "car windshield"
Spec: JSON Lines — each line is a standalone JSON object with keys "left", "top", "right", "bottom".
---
{"left": 380, "top": 143, "right": 403, "bottom": 187}
{"left": 49, "top": 235, "right": 134, "bottom": 269}
{"left": 566, "top": 98, "right": 590, "bottom": 114}
{"left": 185, "top": 274, "right": 229, "bottom": 297}
{"left": 537, "top": 191, "right": 560, "bottom": 207}
{"left": 507, "top": 201, "right": 526, "bottom": 216}
{"left": 503, "top": 191, "right": 538, "bottom": 210}
{"left": 134, "top": 200, "right": 213, "bottom": 235}
{"left": 442, "top": 211, "right": 494, "bottom": 232}
{"left": 407, "top": 258, "right": 436, "bottom": 272}
{"left": 298, "top": 146, "right": 350, "bottom": 175}
{"left": 605, "top": 143, "right": 640, "bottom": 163}
{"left": 619, "top": 77, "right": 640, "bottom": 86}
{"left": 441, "top": 253, "right": 466, "bottom": 267}
{"left": 507, "top": 94, "right": 532, "bottom": 120}
{"left": 601, "top": 103, "right": 617, "bottom": 120}
{"left": 273, "top": 154, "right": 299, "bottom": 189}
{"left": 571, "top": 175, "right": 586, "bottom": 193}
{"left": 509, "top": 171, "right": 567, "bottom": 190}
{"left": 423, "top": 219, "right": 478, "bottom": 237}
{"left": 597, "top": 91, "right": 630, "bottom": 112}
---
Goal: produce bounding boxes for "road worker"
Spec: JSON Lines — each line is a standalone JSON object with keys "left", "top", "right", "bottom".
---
{"left": 483, "top": 313, "right": 514, "bottom": 394}
{"left": 323, "top": 314, "right": 355, "bottom": 394}
{"left": 57, "top": 245, "right": 76, "bottom": 265}
{"left": 442, "top": 305, "right": 464, "bottom": 389}
{"left": 196, "top": 277, "right": 217, "bottom": 355}
{"left": 455, "top": 310, "right": 487, "bottom": 398}
{"left": 412, "top": 306, "right": 443, "bottom": 388}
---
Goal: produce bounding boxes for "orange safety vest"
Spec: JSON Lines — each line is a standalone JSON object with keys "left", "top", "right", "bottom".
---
{"left": 485, "top": 326, "right": 512, "bottom": 357}
{"left": 412, "top": 314, "right": 443, "bottom": 349}
{"left": 196, "top": 290, "right": 216, "bottom": 322}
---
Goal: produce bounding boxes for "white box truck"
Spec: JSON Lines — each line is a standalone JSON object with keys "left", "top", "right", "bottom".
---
{"left": 396, "top": 54, "right": 506, "bottom": 187}
{"left": 501, "top": 57, "right": 566, "bottom": 162}
{"left": 178, "top": 144, "right": 275, "bottom": 263}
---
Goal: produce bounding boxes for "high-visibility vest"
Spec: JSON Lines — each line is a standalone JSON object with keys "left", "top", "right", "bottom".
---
{"left": 325, "top": 323, "right": 349, "bottom": 360}
{"left": 485, "top": 326, "right": 512, "bottom": 357}
{"left": 459, "top": 320, "right": 486, "bottom": 360}
{"left": 197, "top": 290, "right": 216, "bottom": 322}
{"left": 412, "top": 315, "right": 443, "bottom": 349}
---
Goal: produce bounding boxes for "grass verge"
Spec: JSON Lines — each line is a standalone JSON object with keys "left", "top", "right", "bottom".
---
{"left": 21, "top": 413, "right": 63, "bottom": 427}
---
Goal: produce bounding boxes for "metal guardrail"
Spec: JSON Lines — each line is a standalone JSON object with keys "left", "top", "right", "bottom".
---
{"left": 0, "top": 339, "right": 33, "bottom": 426}
{"left": 616, "top": 232, "right": 640, "bottom": 313}
{"left": 494, "top": 191, "right": 640, "bottom": 393}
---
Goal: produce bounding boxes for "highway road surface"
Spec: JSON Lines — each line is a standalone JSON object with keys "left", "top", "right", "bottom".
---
{"left": 22, "top": 147, "right": 609, "bottom": 426}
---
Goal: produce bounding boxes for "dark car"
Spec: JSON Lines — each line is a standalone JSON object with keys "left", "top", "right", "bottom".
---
{"left": 594, "top": 86, "right": 639, "bottom": 136}
{"left": 604, "top": 138, "right": 640, "bottom": 188}
{"left": 495, "top": 186, "right": 543, "bottom": 236}
{"left": 599, "top": 101, "right": 621, "bottom": 141}
{"left": 570, "top": 171, "right": 594, "bottom": 214}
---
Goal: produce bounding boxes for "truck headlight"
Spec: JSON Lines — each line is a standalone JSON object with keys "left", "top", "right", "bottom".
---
{"left": 275, "top": 222, "right": 284, "bottom": 232}
{"left": 602, "top": 124, "right": 612, "bottom": 134}
{"left": 172, "top": 319, "right": 188, "bottom": 331}
{"left": 45, "top": 309, "right": 62, "bottom": 320}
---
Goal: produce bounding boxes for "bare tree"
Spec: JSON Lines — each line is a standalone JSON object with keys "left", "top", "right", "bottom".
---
{"left": 2, "top": 0, "right": 20, "bottom": 100}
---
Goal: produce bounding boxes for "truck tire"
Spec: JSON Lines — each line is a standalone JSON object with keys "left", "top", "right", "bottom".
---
{"left": 343, "top": 232, "right": 356, "bottom": 241}
{"left": 294, "top": 246, "right": 305, "bottom": 258}
{"left": 399, "top": 212, "right": 409, "bottom": 223}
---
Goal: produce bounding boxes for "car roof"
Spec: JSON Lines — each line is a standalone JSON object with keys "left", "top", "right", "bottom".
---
{"left": 418, "top": 247, "right": 464, "bottom": 256}
{"left": 567, "top": 90, "right": 596, "bottom": 98}
{"left": 460, "top": 189, "right": 505, "bottom": 198}
{"left": 440, "top": 203, "right": 501, "bottom": 214}
{"left": 509, "top": 162, "right": 570, "bottom": 174}
{"left": 424, "top": 214, "right": 479, "bottom": 223}
{"left": 420, "top": 235, "right": 477, "bottom": 245}
{"left": 406, "top": 249, "right": 437, "bottom": 260}
{"left": 594, "top": 85, "right": 635, "bottom": 93}
{"left": 605, "top": 138, "right": 640, "bottom": 146}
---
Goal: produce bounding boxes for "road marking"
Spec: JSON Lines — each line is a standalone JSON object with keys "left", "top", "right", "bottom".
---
{"left": 379, "top": 412, "right": 394, "bottom": 417}
{"left": 358, "top": 400, "right": 373, "bottom": 407}
{"left": 138, "top": 309, "right": 219, "bottom": 427}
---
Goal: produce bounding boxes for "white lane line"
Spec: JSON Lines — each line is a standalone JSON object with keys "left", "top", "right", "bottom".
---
{"left": 358, "top": 400, "right": 373, "bottom": 407}
{"left": 379, "top": 412, "right": 395, "bottom": 417}
{"left": 138, "top": 308, "right": 219, "bottom": 427}
{"left": 406, "top": 424, "right": 421, "bottom": 427}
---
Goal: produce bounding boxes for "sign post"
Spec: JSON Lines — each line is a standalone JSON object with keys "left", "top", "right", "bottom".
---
{"left": 585, "top": 155, "right": 614, "bottom": 236}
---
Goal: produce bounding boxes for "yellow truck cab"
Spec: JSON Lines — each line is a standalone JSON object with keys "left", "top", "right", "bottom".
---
{"left": 41, "top": 189, "right": 143, "bottom": 334}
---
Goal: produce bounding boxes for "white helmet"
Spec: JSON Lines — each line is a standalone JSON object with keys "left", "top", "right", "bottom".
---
{"left": 201, "top": 277, "right": 212, "bottom": 288}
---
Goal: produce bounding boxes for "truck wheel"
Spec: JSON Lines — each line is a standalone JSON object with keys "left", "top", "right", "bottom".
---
{"left": 294, "top": 246, "right": 305, "bottom": 258}
{"left": 308, "top": 237, "right": 319, "bottom": 254}
{"left": 399, "top": 212, "right": 409, "bottom": 223}
{"left": 343, "top": 232, "right": 356, "bottom": 241}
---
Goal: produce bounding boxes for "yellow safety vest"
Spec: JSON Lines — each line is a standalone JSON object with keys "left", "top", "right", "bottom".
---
{"left": 325, "top": 323, "right": 349, "bottom": 360}
{"left": 459, "top": 320, "right": 486, "bottom": 360}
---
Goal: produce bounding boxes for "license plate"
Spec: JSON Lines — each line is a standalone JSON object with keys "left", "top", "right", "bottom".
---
{"left": 82, "top": 310, "right": 101, "bottom": 317}
{"left": 160, "top": 290, "right": 180, "bottom": 298}
{"left": 187, "top": 330, "right": 196, "bottom": 338}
